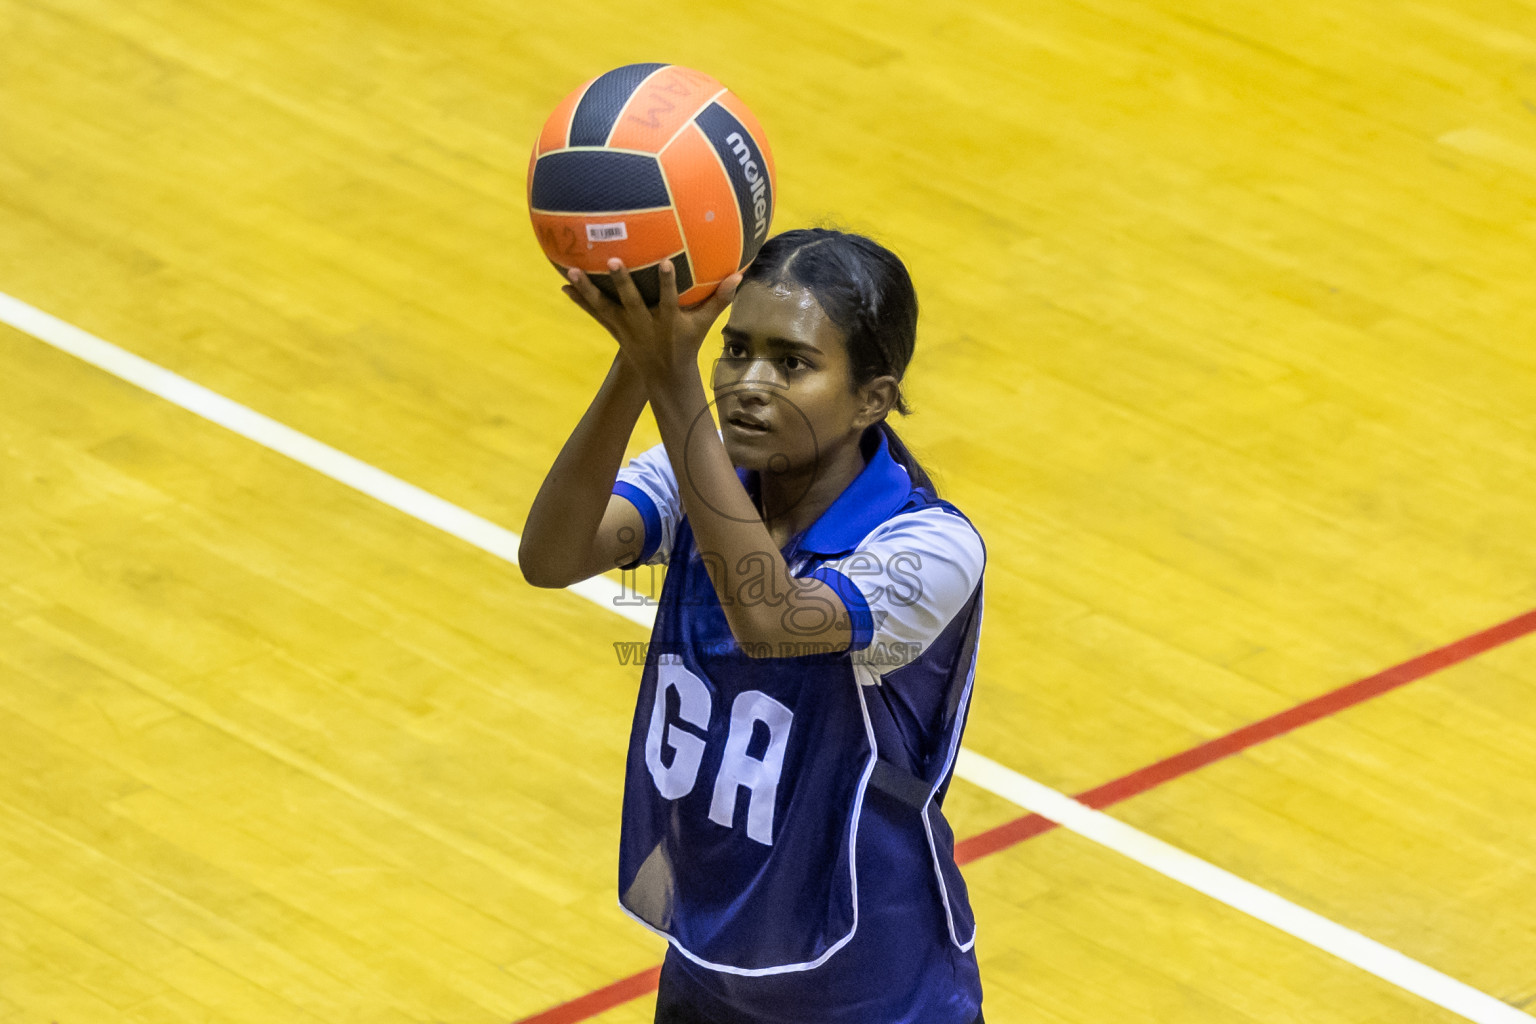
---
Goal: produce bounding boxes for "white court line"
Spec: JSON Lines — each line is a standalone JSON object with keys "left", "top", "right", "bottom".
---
{"left": 0, "top": 293, "right": 651, "bottom": 629}
{"left": 2, "top": 290, "right": 1527, "bottom": 1024}
{"left": 959, "top": 751, "right": 1530, "bottom": 1024}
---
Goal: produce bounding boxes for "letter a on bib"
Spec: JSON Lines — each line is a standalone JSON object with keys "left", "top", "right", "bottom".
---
{"left": 708, "top": 690, "right": 792, "bottom": 845}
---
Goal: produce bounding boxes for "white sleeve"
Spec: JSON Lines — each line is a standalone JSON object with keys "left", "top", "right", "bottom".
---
{"left": 612, "top": 443, "right": 682, "bottom": 567}
{"left": 812, "top": 507, "right": 985, "bottom": 669}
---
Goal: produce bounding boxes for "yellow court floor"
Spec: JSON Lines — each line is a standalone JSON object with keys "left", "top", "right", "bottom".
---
{"left": 1, "top": 0, "right": 1534, "bottom": 1021}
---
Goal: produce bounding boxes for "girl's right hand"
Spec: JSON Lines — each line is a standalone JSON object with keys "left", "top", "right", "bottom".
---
{"left": 561, "top": 262, "right": 741, "bottom": 388}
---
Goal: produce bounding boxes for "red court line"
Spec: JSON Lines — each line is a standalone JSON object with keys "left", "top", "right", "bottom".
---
{"left": 519, "top": 965, "right": 664, "bottom": 1024}
{"left": 514, "top": 607, "right": 1536, "bottom": 1023}
{"left": 957, "top": 606, "right": 1536, "bottom": 862}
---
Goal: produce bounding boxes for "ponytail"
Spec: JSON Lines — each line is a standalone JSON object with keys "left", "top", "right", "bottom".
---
{"left": 877, "top": 420, "right": 938, "bottom": 499}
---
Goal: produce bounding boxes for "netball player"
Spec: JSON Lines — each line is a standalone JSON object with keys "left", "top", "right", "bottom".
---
{"left": 520, "top": 229, "right": 986, "bottom": 1024}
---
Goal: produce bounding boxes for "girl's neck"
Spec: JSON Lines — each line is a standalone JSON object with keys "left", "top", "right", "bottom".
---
{"left": 758, "top": 431, "right": 870, "bottom": 547}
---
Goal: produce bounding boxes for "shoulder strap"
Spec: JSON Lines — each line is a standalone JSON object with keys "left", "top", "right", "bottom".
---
{"left": 865, "top": 574, "right": 984, "bottom": 810}
{"left": 869, "top": 758, "right": 932, "bottom": 808}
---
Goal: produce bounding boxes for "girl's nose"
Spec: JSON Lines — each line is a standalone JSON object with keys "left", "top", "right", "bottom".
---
{"left": 736, "top": 385, "right": 772, "bottom": 409}
{"left": 740, "top": 357, "right": 786, "bottom": 388}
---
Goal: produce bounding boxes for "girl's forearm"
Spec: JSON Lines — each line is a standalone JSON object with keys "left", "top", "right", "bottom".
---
{"left": 518, "top": 354, "right": 648, "bottom": 585}
{"left": 649, "top": 371, "right": 845, "bottom": 653}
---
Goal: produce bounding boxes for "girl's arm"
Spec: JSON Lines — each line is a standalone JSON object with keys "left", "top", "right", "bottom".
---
{"left": 567, "top": 261, "right": 855, "bottom": 657}
{"left": 518, "top": 352, "right": 650, "bottom": 588}
{"left": 649, "top": 366, "right": 853, "bottom": 657}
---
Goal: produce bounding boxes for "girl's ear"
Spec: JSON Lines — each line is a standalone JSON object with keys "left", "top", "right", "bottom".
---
{"left": 854, "top": 375, "right": 901, "bottom": 429}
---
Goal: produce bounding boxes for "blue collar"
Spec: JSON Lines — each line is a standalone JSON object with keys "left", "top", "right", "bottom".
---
{"left": 740, "top": 426, "right": 917, "bottom": 558}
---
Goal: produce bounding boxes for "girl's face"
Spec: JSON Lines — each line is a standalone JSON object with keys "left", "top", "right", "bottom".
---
{"left": 712, "top": 280, "right": 873, "bottom": 476}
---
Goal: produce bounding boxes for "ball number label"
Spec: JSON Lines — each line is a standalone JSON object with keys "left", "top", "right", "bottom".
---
{"left": 643, "top": 658, "right": 792, "bottom": 846}
{"left": 538, "top": 223, "right": 583, "bottom": 259}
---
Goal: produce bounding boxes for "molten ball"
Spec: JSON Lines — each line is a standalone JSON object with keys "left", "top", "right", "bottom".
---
{"left": 528, "top": 63, "right": 776, "bottom": 306}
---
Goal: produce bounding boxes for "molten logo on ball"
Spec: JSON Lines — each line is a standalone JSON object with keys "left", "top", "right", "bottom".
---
{"left": 725, "top": 132, "right": 770, "bottom": 241}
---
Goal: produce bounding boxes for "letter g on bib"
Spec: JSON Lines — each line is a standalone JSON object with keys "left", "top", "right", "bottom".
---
{"left": 645, "top": 657, "right": 711, "bottom": 799}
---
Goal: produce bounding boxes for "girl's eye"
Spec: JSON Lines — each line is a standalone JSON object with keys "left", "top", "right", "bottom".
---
{"left": 723, "top": 341, "right": 747, "bottom": 358}
{"left": 783, "top": 356, "right": 806, "bottom": 372}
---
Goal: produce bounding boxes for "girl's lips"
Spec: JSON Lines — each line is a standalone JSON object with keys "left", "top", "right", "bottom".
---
{"left": 725, "top": 419, "right": 771, "bottom": 437}
{"left": 726, "top": 413, "right": 771, "bottom": 433}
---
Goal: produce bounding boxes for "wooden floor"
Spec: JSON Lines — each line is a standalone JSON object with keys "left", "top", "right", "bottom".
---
{"left": 2, "top": 0, "right": 1534, "bottom": 1020}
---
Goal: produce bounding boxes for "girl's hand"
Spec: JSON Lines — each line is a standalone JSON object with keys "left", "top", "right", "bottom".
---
{"left": 562, "top": 258, "right": 742, "bottom": 385}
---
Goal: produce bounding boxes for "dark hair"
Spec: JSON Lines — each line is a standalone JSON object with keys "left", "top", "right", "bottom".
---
{"left": 740, "top": 228, "right": 939, "bottom": 497}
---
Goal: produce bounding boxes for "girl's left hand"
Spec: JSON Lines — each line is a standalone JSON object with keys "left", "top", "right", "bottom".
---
{"left": 563, "top": 258, "right": 742, "bottom": 385}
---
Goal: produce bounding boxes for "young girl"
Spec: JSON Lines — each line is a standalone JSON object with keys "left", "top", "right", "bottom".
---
{"left": 520, "top": 229, "right": 986, "bottom": 1024}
